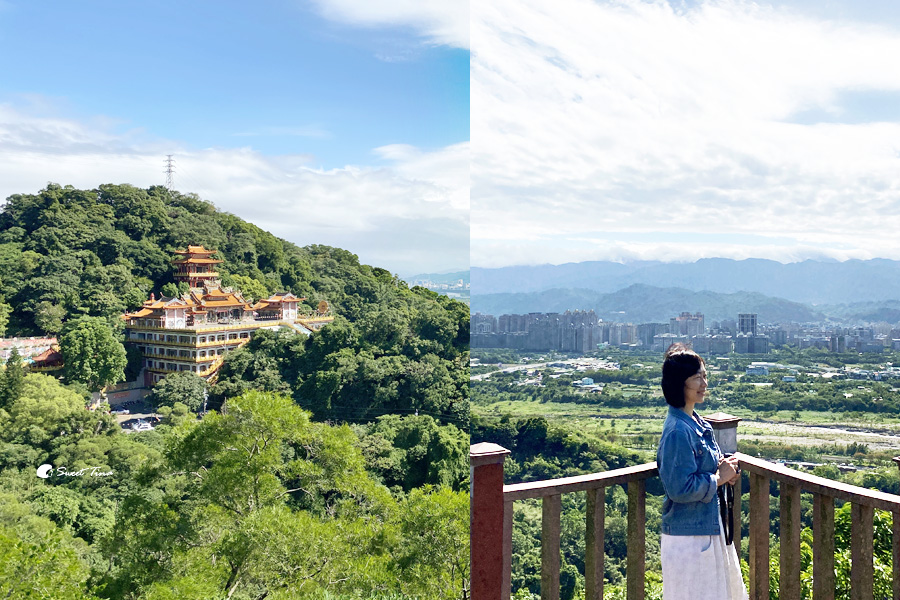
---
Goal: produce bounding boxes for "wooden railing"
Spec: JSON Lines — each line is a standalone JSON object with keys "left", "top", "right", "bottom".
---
{"left": 470, "top": 443, "right": 900, "bottom": 600}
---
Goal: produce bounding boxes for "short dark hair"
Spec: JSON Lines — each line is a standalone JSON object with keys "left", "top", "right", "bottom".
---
{"left": 661, "top": 343, "right": 704, "bottom": 408}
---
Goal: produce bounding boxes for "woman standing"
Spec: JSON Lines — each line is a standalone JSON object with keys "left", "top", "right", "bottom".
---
{"left": 657, "top": 344, "right": 746, "bottom": 600}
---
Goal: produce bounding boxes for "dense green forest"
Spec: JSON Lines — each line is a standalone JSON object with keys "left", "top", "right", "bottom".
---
{"left": 0, "top": 184, "right": 470, "bottom": 599}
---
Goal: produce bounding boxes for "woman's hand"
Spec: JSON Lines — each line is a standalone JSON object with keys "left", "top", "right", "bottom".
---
{"left": 716, "top": 456, "right": 740, "bottom": 486}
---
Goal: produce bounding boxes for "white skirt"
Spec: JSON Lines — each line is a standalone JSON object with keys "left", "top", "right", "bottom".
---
{"left": 660, "top": 512, "right": 748, "bottom": 600}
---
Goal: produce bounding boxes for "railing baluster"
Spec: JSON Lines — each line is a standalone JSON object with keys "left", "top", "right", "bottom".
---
{"left": 503, "top": 499, "right": 513, "bottom": 600}
{"left": 850, "top": 502, "right": 873, "bottom": 600}
{"left": 812, "top": 493, "right": 835, "bottom": 600}
{"left": 626, "top": 480, "right": 645, "bottom": 600}
{"left": 749, "top": 472, "right": 770, "bottom": 600}
{"left": 542, "top": 494, "right": 561, "bottom": 600}
{"left": 893, "top": 509, "right": 900, "bottom": 600}
{"left": 780, "top": 482, "right": 802, "bottom": 599}
{"left": 585, "top": 487, "right": 605, "bottom": 600}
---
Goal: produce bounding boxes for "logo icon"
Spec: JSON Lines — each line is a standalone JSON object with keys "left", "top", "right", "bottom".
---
{"left": 36, "top": 464, "right": 53, "bottom": 479}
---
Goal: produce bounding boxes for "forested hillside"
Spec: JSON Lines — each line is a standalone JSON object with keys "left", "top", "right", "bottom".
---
{"left": 0, "top": 183, "right": 468, "bottom": 426}
{"left": 0, "top": 183, "right": 470, "bottom": 599}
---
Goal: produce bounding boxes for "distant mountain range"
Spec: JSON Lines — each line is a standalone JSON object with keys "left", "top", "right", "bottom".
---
{"left": 406, "top": 270, "right": 469, "bottom": 285}
{"left": 471, "top": 258, "right": 900, "bottom": 305}
{"left": 471, "top": 284, "right": 834, "bottom": 323}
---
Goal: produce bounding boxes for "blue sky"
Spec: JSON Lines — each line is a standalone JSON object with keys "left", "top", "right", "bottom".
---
{"left": 0, "top": 0, "right": 469, "bottom": 275}
{"left": 471, "top": 0, "right": 900, "bottom": 267}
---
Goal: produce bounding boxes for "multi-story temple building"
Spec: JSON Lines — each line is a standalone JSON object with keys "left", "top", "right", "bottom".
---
{"left": 123, "top": 245, "right": 332, "bottom": 386}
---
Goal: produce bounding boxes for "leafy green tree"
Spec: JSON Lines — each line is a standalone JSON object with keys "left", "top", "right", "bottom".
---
{"left": 0, "top": 302, "right": 10, "bottom": 336}
{"left": 227, "top": 274, "right": 269, "bottom": 303}
{"left": 209, "top": 343, "right": 290, "bottom": 404}
{"left": 155, "top": 402, "right": 194, "bottom": 428}
{"left": 358, "top": 414, "right": 468, "bottom": 491}
{"left": 122, "top": 287, "right": 147, "bottom": 311}
{"left": 60, "top": 317, "right": 127, "bottom": 392}
{"left": 150, "top": 372, "right": 207, "bottom": 412}
{"left": 0, "top": 348, "right": 24, "bottom": 409}
{"left": 0, "top": 373, "right": 87, "bottom": 447}
{"left": 104, "top": 391, "right": 396, "bottom": 599}
{"left": 160, "top": 282, "right": 180, "bottom": 298}
{"left": 391, "top": 486, "right": 469, "bottom": 599}
{"left": 33, "top": 300, "right": 66, "bottom": 334}
{"left": 0, "top": 493, "right": 96, "bottom": 600}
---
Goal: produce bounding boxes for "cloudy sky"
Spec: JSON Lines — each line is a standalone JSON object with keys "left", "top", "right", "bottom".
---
{"left": 471, "top": 0, "right": 900, "bottom": 268}
{"left": 0, "top": 0, "right": 468, "bottom": 276}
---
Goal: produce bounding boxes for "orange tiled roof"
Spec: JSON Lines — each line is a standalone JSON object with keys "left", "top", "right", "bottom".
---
{"left": 143, "top": 298, "right": 190, "bottom": 309}
{"left": 32, "top": 347, "right": 62, "bottom": 362}
{"left": 173, "top": 258, "right": 222, "bottom": 264}
{"left": 203, "top": 299, "right": 249, "bottom": 308}
{"left": 261, "top": 292, "right": 304, "bottom": 303}
{"left": 174, "top": 245, "right": 218, "bottom": 255}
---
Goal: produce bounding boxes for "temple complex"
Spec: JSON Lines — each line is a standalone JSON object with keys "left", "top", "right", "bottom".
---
{"left": 172, "top": 245, "right": 222, "bottom": 288}
{"left": 123, "top": 245, "right": 332, "bottom": 385}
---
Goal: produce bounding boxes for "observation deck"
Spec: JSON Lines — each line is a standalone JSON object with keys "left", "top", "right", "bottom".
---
{"left": 470, "top": 442, "right": 900, "bottom": 600}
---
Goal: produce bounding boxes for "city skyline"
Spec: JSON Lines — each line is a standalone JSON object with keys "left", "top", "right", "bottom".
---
{"left": 0, "top": 1, "right": 469, "bottom": 277}
{"left": 472, "top": 0, "right": 900, "bottom": 268}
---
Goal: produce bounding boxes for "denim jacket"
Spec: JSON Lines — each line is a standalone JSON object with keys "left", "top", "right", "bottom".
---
{"left": 657, "top": 406, "right": 722, "bottom": 535}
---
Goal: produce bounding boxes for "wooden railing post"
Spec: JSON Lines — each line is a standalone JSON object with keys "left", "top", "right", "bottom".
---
{"left": 812, "top": 494, "right": 835, "bottom": 600}
{"left": 585, "top": 487, "right": 605, "bottom": 600}
{"left": 541, "top": 494, "right": 562, "bottom": 600}
{"left": 749, "top": 472, "right": 770, "bottom": 600}
{"left": 893, "top": 509, "right": 900, "bottom": 600}
{"left": 470, "top": 443, "right": 511, "bottom": 600}
{"left": 850, "top": 502, "right": 874, "bottom": 600}
{"left": 780, "top": 482, "right": 801, "bottom": 599}
{"left": 626, "top": 480, "right": 646, "bottom": 600}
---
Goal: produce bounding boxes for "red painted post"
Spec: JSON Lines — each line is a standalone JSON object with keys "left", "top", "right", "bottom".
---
{"left": 471, "top": 442, "right": 511, "bottom": 600}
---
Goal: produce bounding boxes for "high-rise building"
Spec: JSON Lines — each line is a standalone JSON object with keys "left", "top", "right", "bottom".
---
{"left": 472, "top": 313, "right": 497, "bottom": 334}
{"left": 670, "top": 312, "right": 705, "bottom": 337}
{"left": 637, "top": 322, "right": 668, "bottom": 347}
{"left": 738, "top": 313, "right": 758, "bottom": 336}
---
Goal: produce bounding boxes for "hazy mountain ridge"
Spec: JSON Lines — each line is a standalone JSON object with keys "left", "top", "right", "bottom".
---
{"left": 471, "top": 258, "right": 900, "bottom": 304}
{"left": 470, "top": 283, "right": 834, "bottom": 324}
{"left": 406, "top": 270, "right": 469, "bottom": 285}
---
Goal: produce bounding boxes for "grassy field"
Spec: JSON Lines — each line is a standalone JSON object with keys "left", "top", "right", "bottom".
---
{"left": 473, "top": 398, "right": 900, "bottom": 460}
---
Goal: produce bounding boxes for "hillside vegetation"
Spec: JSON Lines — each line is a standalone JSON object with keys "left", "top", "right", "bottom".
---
{"left": 0, "top": 183, "right": 470, "bottom": 599}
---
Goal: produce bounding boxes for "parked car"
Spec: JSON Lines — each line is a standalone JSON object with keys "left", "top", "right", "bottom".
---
{"left": 131, "top": 420, "right": 153, "bottom": 432}
{"left": 111, "top": 408, "right": 130, "bottom": 415}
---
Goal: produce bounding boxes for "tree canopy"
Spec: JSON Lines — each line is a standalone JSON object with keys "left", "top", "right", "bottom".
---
{"left": 149, "top": 371, "right": 206, "bottom": 412}
{"left": 59, "top": 317, "right": 127, "bottom": 393}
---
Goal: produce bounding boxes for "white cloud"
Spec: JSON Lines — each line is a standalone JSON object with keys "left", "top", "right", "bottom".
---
{"left": 471, "top": 0, "right": 900, "bottom": 267}
{"left": 309, "top": 0, "right": 468, "bottom": 49}
{"left": 471, "top": 236, "right": 900, "bottom": 269}
{"left": 0, "top": 104, "right": 468, "bottom": 276}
